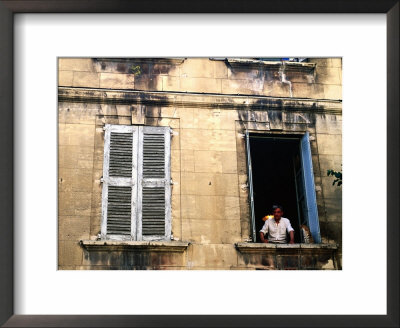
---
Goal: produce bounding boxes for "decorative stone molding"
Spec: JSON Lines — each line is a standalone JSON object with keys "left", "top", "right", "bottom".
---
{"left": 225, "top": 58, "right": 316, "bottom": 73}
{"left": 235, "top": 242, "right": 338, "bottom": 253}
{"left": 93, "top": 58, "right": 186, "bottom": 65}
{"left": 235, "top": 243, "right": 339, "bottom": 269}
{"left": 80, "top": 240, "right": 190, "bottom": 252}
{"left": 58, "top": 87, "right": 342, "bottom": 114}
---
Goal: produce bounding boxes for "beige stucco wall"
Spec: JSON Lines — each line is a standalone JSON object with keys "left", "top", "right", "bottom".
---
{"left": 58, "top": 58, "right": 342, "bottom": 270}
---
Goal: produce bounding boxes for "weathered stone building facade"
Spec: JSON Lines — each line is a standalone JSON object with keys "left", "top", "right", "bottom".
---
{"left": 58, "top": 57, "right": 342, "bottom": 270}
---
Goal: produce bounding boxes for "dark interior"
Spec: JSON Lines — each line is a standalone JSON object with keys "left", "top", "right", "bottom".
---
{"left": 249, "top": 134, "right": 302, "bottom": 243}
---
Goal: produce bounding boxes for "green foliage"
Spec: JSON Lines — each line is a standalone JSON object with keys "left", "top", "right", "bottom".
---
{"left": 129, "top": 65, "right": 141, "bottom": 76}
{"left": 327, "top": 169, "right": 342, "bottom": 187}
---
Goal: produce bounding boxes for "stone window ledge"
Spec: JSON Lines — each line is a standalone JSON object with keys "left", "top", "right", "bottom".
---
{"left": 235, "top": 242, "right": 338, "bottom": 253}
{"left": 80, "top": 240, "right": 190, "bottom": 252}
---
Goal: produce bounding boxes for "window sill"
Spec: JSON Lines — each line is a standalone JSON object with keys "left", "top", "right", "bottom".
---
{"left": 235, "top": 243, "right": 340, "bottom": 269}
{"left": 80, "top": 240, "right": 190, "bottom": 252}
{"left": 235, "top": 242, "right": 338, "bottom": 253}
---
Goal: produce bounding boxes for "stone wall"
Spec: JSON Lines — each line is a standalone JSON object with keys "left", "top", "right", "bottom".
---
{"left": 59, "top": 58, "right": 341, "bottom": 100}
{"left": 58, "top": 58, "right": 342, "bottom": 270}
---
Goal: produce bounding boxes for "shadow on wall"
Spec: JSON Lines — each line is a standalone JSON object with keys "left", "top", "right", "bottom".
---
{"left": 83, "top": 249, "right": 184, "bottom": 270}
{"left": 93, "top": 58, "right": 181, "bottom": 92}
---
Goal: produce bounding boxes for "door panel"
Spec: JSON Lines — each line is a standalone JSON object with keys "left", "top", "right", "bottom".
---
{"left": 245, "top": 130, "right": 257, "bottom": 242}
{"left": 300, "top": 132, "right": 321, "bottom": 243}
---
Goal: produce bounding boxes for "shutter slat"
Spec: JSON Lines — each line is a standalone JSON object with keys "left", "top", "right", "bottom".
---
{"left": 141, "top": 186, "right": 165, "bottom": 236}
{"left": 109, "top": 132, "right": 133, "bottom": 178}
{"left": 107, "top": 186, "right": 132, "bottom": 235}
{"left": 142, "top": 132, "right": 165, "bottom": 179}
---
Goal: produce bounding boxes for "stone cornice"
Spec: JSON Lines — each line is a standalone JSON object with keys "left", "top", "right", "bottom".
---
{"left": 80, "top": 240, "right": 190, "bottom": 252}
{"left": 93, "top": 57, "right": 186, "bottom": 65}
{"left": 58, "top": 87, "right": 342, "bottom": 115}
{"left": 225, "top": 58, "right": 316, "bottom": 73}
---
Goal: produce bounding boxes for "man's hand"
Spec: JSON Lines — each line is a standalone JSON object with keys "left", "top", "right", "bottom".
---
{"left": 260, "top": 231, "right": 268, "bottom": 243}
{"left": 289, "top": 240, "right": 294, "bottom": 244}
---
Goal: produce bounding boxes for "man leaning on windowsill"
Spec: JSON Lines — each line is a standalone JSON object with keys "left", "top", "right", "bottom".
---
{"left": 259, "top": 205, "right": 295, "bottom": 244}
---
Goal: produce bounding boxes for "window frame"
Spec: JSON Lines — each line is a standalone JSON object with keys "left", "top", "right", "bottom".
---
{"left": 101, "top": 124, "right": 171, "bottom": 241}
{"left": 245, "top": 131, "right": 321, "bottom": 243}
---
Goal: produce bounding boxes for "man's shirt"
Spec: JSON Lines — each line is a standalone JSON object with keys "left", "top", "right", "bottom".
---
{"left": 259, "top": 217, "right": 294, "bottom": 243}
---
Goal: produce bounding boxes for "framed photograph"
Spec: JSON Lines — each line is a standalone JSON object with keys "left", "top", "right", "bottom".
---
{"left": 57, "top": 55, "right": 342, "bottom": 272}
{"left": 1, "top": 1, "right": 398, "bottom": 327}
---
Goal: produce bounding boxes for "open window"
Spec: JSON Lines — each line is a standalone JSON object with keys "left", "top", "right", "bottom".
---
{"left": 245, "top": 131, "right": 321, "bottom": 243}
{"left": 101, "top": 124, "right": 171, "bottom": 241}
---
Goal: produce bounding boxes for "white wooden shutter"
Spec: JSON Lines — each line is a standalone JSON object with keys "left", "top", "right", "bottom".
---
{"left": 101, "top": 124, "right": 138, "bottom": 240}
{"left": 137, "top": 126, "right": 171, "bottom": 241}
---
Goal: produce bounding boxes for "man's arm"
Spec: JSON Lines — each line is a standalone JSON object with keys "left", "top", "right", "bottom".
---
{"left": 260, "top": 232, "right": 268, "bottom": 243}
{"left": 259, "top": 221, "right": 268, "bottom": 243}
{"left": 289, "top": 230, "right": 294, "bottom": 244}
{"left": 286, "top": 219, "right": 295, "bottom": 244}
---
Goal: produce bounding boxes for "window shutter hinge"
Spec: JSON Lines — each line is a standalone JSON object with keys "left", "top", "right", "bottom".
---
{"left": 240, "top": 183, "right": 249, "bottom": 190}
{"left": 103, "top": 126, "right": 107, "bottom": 131}
{"left": 170, "top": 234, "right": 174, "bottom": 240}
{"left": 100, "top": 177, "right": 104, "bottom": 183}
{"left": 238, "top": 133, "right": 245, "bottom": 138}
{"left": 170, "top": 129, "right": 179, "bottom": 137}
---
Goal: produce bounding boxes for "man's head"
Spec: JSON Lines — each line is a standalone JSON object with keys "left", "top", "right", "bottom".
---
{"left": 272, "top": 205, "right": 284, "bottom": 220}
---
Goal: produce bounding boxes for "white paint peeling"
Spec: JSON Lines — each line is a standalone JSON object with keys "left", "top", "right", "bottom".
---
{"left": 137, "top": 126, "right": 171, "bottom": 241}
{"left": 279, "top": 62, "right": 293, "bottom": 98}
{"left": 101, "top": 124, "right": 137, "bottom": 241}
{"left": 101, "top": 124, "right": 173, "bottom": 242}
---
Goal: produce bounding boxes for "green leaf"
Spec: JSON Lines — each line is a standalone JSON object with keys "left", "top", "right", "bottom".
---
{"left": 327, "top": 167, "right": 342, "bottom": 187}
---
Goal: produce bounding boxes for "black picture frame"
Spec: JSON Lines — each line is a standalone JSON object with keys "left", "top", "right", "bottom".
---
{"left": 0, "top": 1, "right": 398, "bottom": 327}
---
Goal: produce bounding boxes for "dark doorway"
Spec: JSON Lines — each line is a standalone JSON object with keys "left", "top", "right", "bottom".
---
{"left": 249, "top": 134, "right": 303, "bottom": 243}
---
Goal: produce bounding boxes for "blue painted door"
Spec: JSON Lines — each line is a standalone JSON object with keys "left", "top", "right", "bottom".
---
{"left": 300, "top": 132, "right": 321, "bottom": 243}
